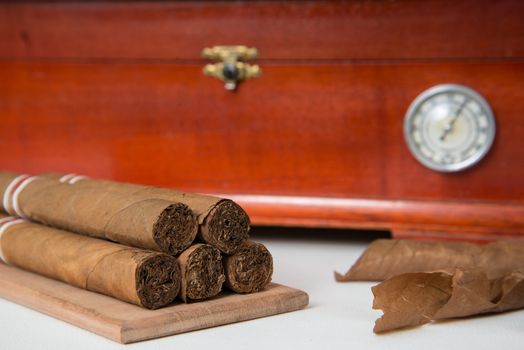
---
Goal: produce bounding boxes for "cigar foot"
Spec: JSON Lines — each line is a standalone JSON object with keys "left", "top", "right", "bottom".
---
{"left": 180, "top": 244, "right": 225, "bottom": 302}
{"left": 136, "top": 253, "right": 181, "bottom": 309}
{"left": 153, "top": 203, "right": 198, "bottom": 255}
{"left": 225, "top": 241, "right": 273, "bottom": 294}
{"left": 200, "top": 200, "right": 250, "bottom": 254}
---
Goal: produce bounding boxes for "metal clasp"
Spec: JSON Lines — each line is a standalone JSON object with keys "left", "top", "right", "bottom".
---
{"left": 202, "top": 46, "right": 261, "bottom": 91}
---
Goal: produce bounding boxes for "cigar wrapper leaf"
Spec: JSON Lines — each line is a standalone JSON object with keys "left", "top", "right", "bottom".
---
{"left": 0, "top": 216, "right": 181, "bottom": 309}
{"left": 40, "top": 173, "right": 250, "bottom": 254}
{"left": 0, "top": 173, "right": 198, "bottom": 255}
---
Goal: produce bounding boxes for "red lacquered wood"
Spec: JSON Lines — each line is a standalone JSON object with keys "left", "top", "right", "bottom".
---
{"left": 242, "top": 195, "right": 524, "bottom": 242}
{"left": 1, "top": 61, "right": 524, "bottom": 204}
{"left": 0, "top": 1, "right": 523, "bottom": 60}
{"left": 225, "top": 194, "right": 524, "bottom": 241}
{"left": 1, "top": 1, "right": 524, "bottom": 240}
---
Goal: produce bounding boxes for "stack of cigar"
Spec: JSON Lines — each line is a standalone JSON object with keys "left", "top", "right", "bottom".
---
{"left": 0, "top": 172, "right": 273, "bottom": 309}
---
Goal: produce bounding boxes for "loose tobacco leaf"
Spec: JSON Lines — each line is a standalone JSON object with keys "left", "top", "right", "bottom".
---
{"left": 335, "top": 239, "right": 524, "bottom": 282}
{"left": 372, "top": 268, "right": 524, "bottom": 333}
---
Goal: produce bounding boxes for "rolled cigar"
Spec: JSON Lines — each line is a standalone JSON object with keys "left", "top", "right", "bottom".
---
{"left": 335, "top": 239, "right": 524, "bottom": 282}
{"left": 45, "top": 173, "right": 250, "bottom": 254}
{"left": 224, "top": 241, "right": 273, "bottom": 293}
{"left": 0, "top": 215, "right": 181, "bottom": 309}
{"left": 0, "top": 173, "right": 198, "bottom": 255}
{"left": 372, "top": 268, "right": 524, "bottom": 333}
{"left": 177, "top": 243, "right": 225, "bottom": 302}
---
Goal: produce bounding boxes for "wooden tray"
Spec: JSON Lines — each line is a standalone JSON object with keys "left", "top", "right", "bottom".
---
{"left": 0, "top": 263, "right": 308, "bottom": 344}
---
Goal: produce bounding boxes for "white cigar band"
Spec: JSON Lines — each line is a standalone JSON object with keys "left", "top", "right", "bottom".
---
{"left": 70, "top": 175, "right": 89, "bottom": 184}
{"left": 0, "top": 216, "right": 25, "bottom": 264}
{"left": 2, "top": 174, "right": 29, "bottom": 216}
{"left": 59, "top": 173, "right": 89, "bottom": 185}
{"left": 11, "top": 176, "right": 40, "bottom": 218}
{"left": 59, "top": 173, "right": 77, "bottom": 183}
{"left": 2, "top": 175, "right": 40, "bottom": 219}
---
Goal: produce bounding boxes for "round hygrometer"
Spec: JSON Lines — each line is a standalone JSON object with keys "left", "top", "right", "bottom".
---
{"left": 404, "top": 84, "right": 496, "bottom": 172}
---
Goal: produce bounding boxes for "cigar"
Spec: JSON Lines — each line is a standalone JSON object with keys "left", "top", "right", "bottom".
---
{"left": 0, "top": 215, "right": 181, "bottom": 309}
{"left": 335, "top": 239, "right": 524, "bottom": 282}
{"left": 223, "top": 241, "right": 273, "bottom": 294}
{"left": 45, "top": 173, "right": 250, "bottom": 254}
{"left": 0, "top": 173, "right": 198, "bottom": 255}
{"left": 372, "top": 268, "right": 524, "bottom": 333}
{"left": 177, "top": 243, "right": 226, "bottom": 302}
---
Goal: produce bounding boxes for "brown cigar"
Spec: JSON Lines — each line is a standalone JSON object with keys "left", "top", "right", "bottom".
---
{"left": 372, "top": 268, "right": 524, "bottom": 333}
{"left": 0, "top": 215, "right": 181, "bottom": 309}
{"left": 177, "top": 243, "right": 225, "bottom": 302}
{"left": 0, "top": 172, "right": 198, "bottom": 255}
{"left": 224, "top": 241, "right": 273, "bottom": 294}
{"left": 43, "top": 173, "right": 250, "bottom": 254}
{"left": 335, "top": 239, "right": 524, "bottom": 282}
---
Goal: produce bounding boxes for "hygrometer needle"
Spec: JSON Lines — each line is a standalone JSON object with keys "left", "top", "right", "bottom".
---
{"left": 440, "top": 100, "right": 468, "bottom": 141}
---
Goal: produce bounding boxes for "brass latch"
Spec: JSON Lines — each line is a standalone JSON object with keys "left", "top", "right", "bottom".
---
{"left": 202, "top": 46, "right": 261, "bottom": 91}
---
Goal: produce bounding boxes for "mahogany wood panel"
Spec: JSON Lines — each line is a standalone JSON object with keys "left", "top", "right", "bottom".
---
{"left": 1, "top": 0, "right": 524, "bottom": 238}
{"left": 1, "top": 61, "right": 524, "bottom": 204}
{"left": 0, "top": 1, "right": 523, "bottom": 61}
{"left": 226, "top": 195, "right": 524, "bottom": 241}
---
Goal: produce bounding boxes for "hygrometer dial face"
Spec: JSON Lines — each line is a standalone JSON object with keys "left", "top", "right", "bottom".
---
{"left": 404, "top": 84, "right": 496, "bottom": 172}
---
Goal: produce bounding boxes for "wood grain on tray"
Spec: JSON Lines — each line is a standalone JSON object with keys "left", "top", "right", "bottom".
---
{"left": 0, "top": 263, "right": 308, "bottom": 344}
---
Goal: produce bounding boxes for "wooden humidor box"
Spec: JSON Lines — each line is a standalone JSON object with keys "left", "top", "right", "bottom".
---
{"left": 1, "top": 1, "right": 523, "bottom": 240}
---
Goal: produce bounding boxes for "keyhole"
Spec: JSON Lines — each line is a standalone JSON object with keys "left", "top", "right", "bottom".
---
{"left": 223, "top": 63, "right": 239, "bottom": 80}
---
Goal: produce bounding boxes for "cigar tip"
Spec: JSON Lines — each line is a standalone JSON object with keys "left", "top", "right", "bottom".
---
{"left": 224, "top": 241, "right": 273, "bottom": 293}
{"left": 181, "top": 244, "right": 225, "bottom": 302}
{"left": 154, "top": 203, "right": 198, "bottom": 255}
{"left": 136, "top": 253, "right": 181, "bottom": 309}
{"left": 201, "top": 200, "right": 250, "bottom": 254}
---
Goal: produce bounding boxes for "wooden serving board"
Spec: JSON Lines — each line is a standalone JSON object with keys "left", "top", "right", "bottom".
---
{"left": 0, "top": 263, "right": 308, "bottom": 344}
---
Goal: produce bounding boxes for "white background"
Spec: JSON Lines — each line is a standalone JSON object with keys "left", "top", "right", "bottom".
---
{"left": 1, "top": 228, "right": 522, "bottom": 349}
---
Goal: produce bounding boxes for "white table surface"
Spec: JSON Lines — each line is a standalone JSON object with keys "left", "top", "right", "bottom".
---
{"left": 0, "top": 229, "right": 522, "bottom": 350}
